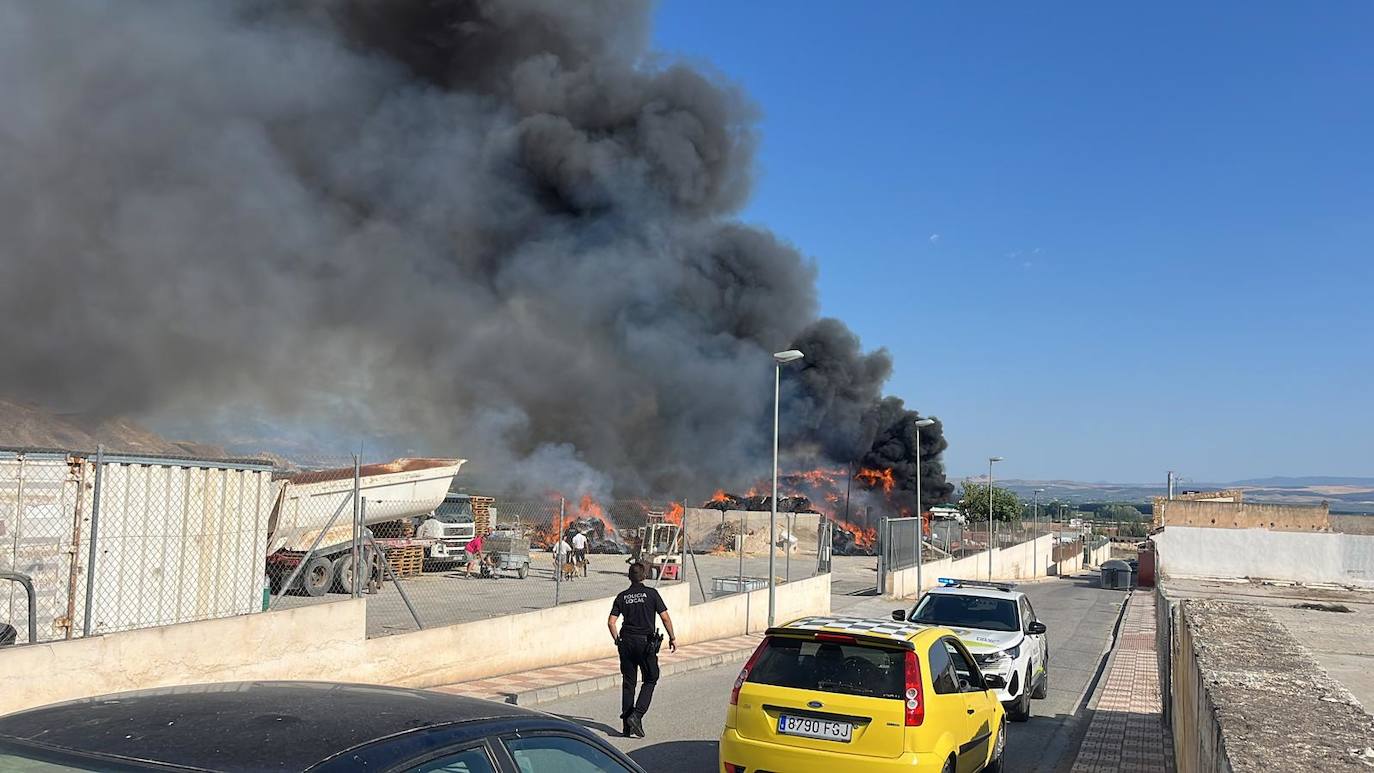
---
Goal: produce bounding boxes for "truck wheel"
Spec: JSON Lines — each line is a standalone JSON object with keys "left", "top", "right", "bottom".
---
{"left": 333, "top": 555, "right": 370, "bottom": 594}
{"left": 301, "top": 556, "right": 333, "bottom": 597}
{"left": 518, "top": 564, "right": 529, "bottom": 580}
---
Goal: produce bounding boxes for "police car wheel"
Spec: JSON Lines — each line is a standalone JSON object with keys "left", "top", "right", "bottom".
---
{"left": 1032, "top": 665, "right": 1048, "bottom": 699}
{"left": 1008, "top": 670, "right": 1032, "bottom": 722}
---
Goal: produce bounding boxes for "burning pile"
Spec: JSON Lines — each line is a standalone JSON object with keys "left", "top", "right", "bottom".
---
{"left": 699, "top": 464, "right": 922, "bottom": 557}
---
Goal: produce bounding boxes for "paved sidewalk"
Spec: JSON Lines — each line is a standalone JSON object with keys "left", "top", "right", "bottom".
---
{"left": 1071, "top": 591, "right": 1175, "bottom": 773}
{"left": 430, "top": 634, "right": 761, "bottom": 707}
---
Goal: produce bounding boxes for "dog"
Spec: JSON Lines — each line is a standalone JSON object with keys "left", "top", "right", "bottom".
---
{"left": 561, "top": 561, "right": 579, "bottom": 580}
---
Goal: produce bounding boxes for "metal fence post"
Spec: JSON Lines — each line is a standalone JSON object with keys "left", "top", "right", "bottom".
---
{"left": 351, "top": 456, "right": 361, "bottom": 599}
{"left": 876, "top": 517, "right": 887, "bottom": 594}
{"left": 365, "top": 532, "right": 422, "bottom": 630}
{"left": 81, "top": 445, "right": 104, "bottom": 637}
{"left": 555, "top": 497, "right": 564, "bottom": 606}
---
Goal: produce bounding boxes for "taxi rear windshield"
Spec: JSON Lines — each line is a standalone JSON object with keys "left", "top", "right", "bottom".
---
{"left": 746, "top": 636, "right": 905, "bottom": 699}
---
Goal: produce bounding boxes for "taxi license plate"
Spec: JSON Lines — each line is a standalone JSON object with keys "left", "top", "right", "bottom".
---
{"left": 777, "top": 715, "right": 853, "bottom": 742}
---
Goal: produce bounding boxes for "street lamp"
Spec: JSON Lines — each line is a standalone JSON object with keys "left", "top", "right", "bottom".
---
{"left": 987, "top": 456, "right": 1003, "bottom": 580}
{"left": 1033, "top": 488, "right": 1045, "bottom": 577}
{"left": 769, "top": 349, "right": 804, "bottom": 628}
{"left": 912, "top": 418, "right": 935, "bottom": 597}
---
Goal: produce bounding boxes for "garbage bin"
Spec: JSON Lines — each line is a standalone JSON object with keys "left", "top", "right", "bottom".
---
{"left": 1100, "top": 559, "right": 1134, "bottom": 590}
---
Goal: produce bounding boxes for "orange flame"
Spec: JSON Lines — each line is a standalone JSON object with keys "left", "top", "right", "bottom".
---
{"left": 856, "top": 467, "right": 896, "bottom": 493}
{"left": 576, "top": 494, "right": 616, "bottom": 534}
{"left": 664, "top": 502, "right": 684, "bottom": 525}
{"left": 708, "top": 489, "right": 730, "bottom": 505}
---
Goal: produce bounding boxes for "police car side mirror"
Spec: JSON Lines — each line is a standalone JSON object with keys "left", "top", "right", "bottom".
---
{"left": 983, "top": 674, "right": 1007, "bottom": 690}
{"left": 1027, "top": 621, "right": 1047, "bottom": 635}
{"left": 891, "top": 610, "right": 906, "bottom": 622}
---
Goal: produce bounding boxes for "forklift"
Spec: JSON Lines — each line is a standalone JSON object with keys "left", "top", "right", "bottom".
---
{"left": 628, "top": 511, "right": 683, "bottom": 580}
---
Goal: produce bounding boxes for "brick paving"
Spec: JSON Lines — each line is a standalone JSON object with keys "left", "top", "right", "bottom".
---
{"left": 430, "top": 634, "right": 761, "bottom": 704}
{"left": 1071, "top": 591, "right": 1175, "bottom": 773}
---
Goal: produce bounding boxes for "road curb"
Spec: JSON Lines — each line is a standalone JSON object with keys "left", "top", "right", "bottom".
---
{"left": 510, "top": 646, "right": 757, "bottom": 707}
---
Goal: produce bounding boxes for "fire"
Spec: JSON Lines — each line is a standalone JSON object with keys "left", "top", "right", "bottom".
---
{"left": 576, "top": 494, "right": 616, "bottom": 534}
{"left": 708, "top": 489, "right": 730, "bottom": 505}
{"left": 856, "top": 467, "right": 895, "bottom": 493}
{"left": 664, "top": 502, "right": 684, "bottom": 525}
{"left": 837, "top": 521, "right": 878, "bottom": 548}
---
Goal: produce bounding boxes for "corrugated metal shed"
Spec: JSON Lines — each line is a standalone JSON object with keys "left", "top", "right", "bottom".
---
{"left": 0, "top": 448, "right": 274, "bottom": 643}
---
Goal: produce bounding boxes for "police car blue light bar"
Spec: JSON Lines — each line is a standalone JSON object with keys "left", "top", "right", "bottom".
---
{"left": 937, "top": 578, "right": 1017, "bottom": 591}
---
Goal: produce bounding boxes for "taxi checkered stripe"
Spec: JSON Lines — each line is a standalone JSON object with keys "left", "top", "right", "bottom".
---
{"left": 785, "top": 615, "right": 928, "bottom": 638}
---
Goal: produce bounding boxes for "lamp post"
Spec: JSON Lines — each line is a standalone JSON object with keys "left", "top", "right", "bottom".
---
{"left": 1033, "top": 488, "right": 1045, "bottom": 577}
{"left": 987, "top": 456, "right": 1003, "bottom": 580}
{"left": 769, "top": 349, "right": 804, "bottom": 628}
{"left": 913, "top": 418, "right": 935, "bottom": 597}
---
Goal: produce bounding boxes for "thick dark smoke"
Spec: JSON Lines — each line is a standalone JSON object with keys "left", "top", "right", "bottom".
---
{"left": 0, "top": 0, "right": 950, "bottom": 505}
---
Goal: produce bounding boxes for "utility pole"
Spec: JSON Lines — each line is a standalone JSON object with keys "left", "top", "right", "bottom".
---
{"left": 987, "top": 457, "right": 1003, "bottom": 580}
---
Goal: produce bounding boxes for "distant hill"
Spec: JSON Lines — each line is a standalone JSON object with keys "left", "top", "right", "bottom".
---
{"left": 992, "top": 477, "right": 1374, "bottom": 515}
{"left": 1231, "top": 476, "right": 1374, "bottom": 487}
{"left": 0, "top": 397, "right": 225, "bottom": 458}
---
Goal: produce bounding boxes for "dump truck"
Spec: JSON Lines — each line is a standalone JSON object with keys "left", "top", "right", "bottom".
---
{"left": 265, "top": 458, "right": 465, "bottom": 596}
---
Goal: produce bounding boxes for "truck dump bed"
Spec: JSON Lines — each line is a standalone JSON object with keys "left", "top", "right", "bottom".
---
{"left": 266, "top": 458, "right": 465, "bottom": 554}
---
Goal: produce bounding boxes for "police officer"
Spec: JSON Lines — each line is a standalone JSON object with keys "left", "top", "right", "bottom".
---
{"left": 607, "top": 561, "right": 676, "bottom": 738}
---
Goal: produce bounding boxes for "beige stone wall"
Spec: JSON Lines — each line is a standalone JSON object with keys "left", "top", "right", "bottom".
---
{"left": 0, "top": 573, "right": 832, "bottom": 717}
{"left": 1155, "top": 500, "right": 1329, "bottom": 531}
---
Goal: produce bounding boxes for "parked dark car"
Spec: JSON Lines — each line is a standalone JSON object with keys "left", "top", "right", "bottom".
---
{"left": 0, "top": 681, "right": 646, "bottom": 772}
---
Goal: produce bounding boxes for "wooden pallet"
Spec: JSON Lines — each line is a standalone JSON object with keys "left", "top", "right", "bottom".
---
{"left": 383, "top": 545, "right": 425, "bottom": 578}
{"left": 472, "top": 496, "right": 495, "bottom": 535}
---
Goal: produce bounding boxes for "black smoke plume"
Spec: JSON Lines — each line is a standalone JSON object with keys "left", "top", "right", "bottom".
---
{"left": 0, "top": 0, "right": 951, "bottom": 507}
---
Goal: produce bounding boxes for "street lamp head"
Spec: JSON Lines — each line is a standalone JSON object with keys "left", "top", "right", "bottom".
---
{"left": 989, "top": 456, "right": 1004, "bottom": 463}
{"left": 913, "top": 418, "right": 935, "bottom": 428}
{"left": 772, "top": 349, "right": 804, "bottom": 364}
{"left": 1034, "top": 488, "right": 1046, "bottom": 493}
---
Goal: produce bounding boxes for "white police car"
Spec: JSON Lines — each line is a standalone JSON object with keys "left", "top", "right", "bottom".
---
{"left": 893, "top": 578, "right": 1048, "bottom": 721}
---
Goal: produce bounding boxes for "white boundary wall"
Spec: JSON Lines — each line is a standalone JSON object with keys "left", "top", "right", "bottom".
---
{"left": 886, "top": 535, "right": 1056, "bottom": 599}
{"left": 1155, "top": 526, "right": 1374, "bottom": 588}
{"left": 0, "top": 572, "right": 830, "bottom": 717}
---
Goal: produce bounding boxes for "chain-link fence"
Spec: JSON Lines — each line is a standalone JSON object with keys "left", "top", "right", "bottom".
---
{"left": 677, "top": 507, "right": 828, "bottom": 605}
{"left": 1, "top": 447, "right": 277, "bottom": 645}
{"left": 881, "top": 516, "right": 1056, "bottom": 574}
{"left": 2, "top": 445, "right": 850, "bottom": 646}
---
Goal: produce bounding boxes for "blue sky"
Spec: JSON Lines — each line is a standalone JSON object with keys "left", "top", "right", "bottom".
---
{"left": 652, "top": 1, "right": 1374, "bottom": 483}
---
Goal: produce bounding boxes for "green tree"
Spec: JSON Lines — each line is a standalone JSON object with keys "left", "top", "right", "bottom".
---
{"left": 1100, "top": 503, "right": 1145, "bottom": 521}
{"left": 959, "top": 481, "right": 1022, "bottom": 522}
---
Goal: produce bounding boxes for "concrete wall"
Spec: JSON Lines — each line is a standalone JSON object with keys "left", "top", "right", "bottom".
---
{"left": 1170, "top": 599, "right": 1374, "bottom": 772}
{"left": 1332, "top": 514, "right": 1374, "bottom": 535}
{"left": 1155, "top": 526, "right": 1374, "bottom": 587}
{"left": 0, "top": 573, "right": 831, "bottom": 717}
{"left": 1156, "top": 499, "right": 1329, "bottom": 531}
{"left": 884, "top": 535, "right": 1055, "bottom": 599}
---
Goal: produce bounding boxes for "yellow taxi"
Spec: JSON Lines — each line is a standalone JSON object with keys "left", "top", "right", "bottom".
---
{"left": 719, "top": 615, "right": 1007, "bottom": 773}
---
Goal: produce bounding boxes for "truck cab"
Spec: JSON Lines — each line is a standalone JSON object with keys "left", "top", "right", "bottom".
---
{"left": 417, "top": 494, "right": 477, "bottom": 568}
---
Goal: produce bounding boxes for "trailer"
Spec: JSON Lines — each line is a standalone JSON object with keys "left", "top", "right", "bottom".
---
{"left": 265, "top": 458, "right": 465, "bottom": 596}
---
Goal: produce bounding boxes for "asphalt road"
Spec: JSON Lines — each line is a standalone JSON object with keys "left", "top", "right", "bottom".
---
{"left": 541, "top": 574, "right": 1125, "bottom": 773}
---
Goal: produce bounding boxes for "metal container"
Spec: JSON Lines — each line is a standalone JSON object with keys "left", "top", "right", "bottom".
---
{"left": 1100, "top": 559, "right": 1134, "bottom": 591}
{"left": 1, "top": 449, "right": 276, "bottom": 643}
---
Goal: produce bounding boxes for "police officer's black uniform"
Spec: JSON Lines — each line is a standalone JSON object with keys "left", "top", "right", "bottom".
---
{"left": 610, "top": 581, "right": 666, "bottom": 728}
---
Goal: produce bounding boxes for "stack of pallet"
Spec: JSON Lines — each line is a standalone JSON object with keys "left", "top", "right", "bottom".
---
{"left": 472, "top": 495, "right": 495, "bottom": 533}
{"left": 382, "top": 544, "right": 425, "bottom": 577}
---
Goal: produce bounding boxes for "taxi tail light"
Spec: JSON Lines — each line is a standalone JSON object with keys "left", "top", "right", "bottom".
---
{"left": 729, "top": 639, "right": 770, "bottom": 706}
{"left": 904, "top": 650, "right": 925, "bottom": 726}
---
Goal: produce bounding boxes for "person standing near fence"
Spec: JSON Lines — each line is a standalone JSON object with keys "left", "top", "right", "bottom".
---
{"left": 571, "top": 529, "right": 589, "bottom": 576}
{"left": 607, "top": 561, "right": 676, "bottom": 738}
